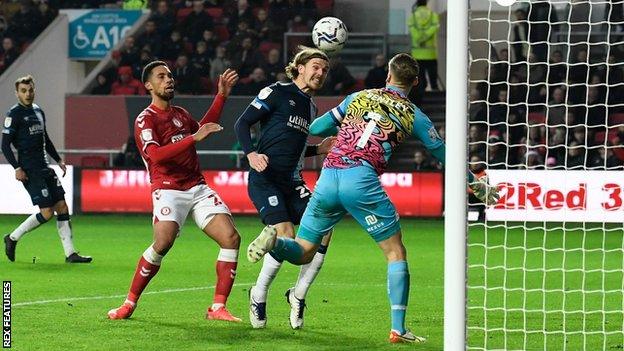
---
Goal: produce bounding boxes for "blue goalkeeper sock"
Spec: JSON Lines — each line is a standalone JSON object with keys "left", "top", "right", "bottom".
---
{"left": 388, "top": 260, "right": 410, "bottom": 334}
{"left": 270, "top": 237, "right": 304, "bottom": 264}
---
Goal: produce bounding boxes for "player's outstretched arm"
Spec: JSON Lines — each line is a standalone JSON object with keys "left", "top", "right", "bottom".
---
{"left": 145, "top": 123, "right": 222, "bottom": 164}
{"left": 198, "top": 69, "right": 238, "bottom": 125}
{"left": 309, "top": 112, "right": 339, "bottom": 137}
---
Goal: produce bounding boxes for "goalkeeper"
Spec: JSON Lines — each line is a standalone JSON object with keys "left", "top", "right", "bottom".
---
{"left": 246, "top": 53, "right": 498, "bottom": 344}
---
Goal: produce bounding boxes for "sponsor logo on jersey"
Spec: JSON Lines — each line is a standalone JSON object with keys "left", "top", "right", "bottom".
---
{"left": 3, "top": 117, "right": 11, "bottom": 128}
{"left": 171, "top": 134, "right": 184, "bottom": 143}
{"left": 28, "top": 124, "right": 44, "bottom": 135}
{"left": 428, "top": 126, "right": 441, "bottom": 141}
{"left": 287, "top": 115, "right": 310, "bottom": 133}
{"left": 161, "top": 206, "right": 171, "bottom": 215}
{"left": 258, "top": 87, "right": 273, "bottom": 100}
{"left": 289, "top": 99, "right": 296, "bottom": 106}
{"left": 141, "top": 129, "right": 153, "bottom": 142}
{"left": 268, "top": 195, "right": 279, "bottom": 206}
{"left": 172, "top": 117, "right": 183, "bottom": 128}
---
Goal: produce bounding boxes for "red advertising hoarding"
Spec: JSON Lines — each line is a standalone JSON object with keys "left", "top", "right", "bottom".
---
{"left": 81, "top": 170, "right": 443, "bottom": 217}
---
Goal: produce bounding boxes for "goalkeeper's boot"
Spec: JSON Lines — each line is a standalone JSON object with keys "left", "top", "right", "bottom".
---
{"left": 206, "top": 306, "right": 242, "bottom": 322}
{"left": 66, "top": 252, "right": 92, "bottom": 263}
{"left": 248, "top": 286, "right": 267, "bottom": 328}
{"left": 247, "top": 225, "right": 277, "bottom": 263}
{"left": 285, "top": 288, "right": 306, "bottom": 329}
{"left": 389, "top": 330, "right": 427, "bottom": 344}
{"left": 107, "top": 301, "right": 135, "bottom": 319}
{"left": 4, "top": 235, "right": 16, "bottom": 262}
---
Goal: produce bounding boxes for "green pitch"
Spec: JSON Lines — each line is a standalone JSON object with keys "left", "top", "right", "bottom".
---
{"left": 1, "top": 215, "right": 445, "bottom": 351}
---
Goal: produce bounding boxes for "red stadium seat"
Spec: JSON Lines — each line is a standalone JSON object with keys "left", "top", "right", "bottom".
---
{"left": 259, "top": 41, "right": 281, "bottom": 58}
{"left": 214, "top": 25, "right": 230, "bottom": 41}
{"left": 200, "top": 77, "right": 213, "bottom": 94}
{"left": 205, "top": 7, "right": 223, "bottom": 20}
{"left": 315, "top": 0, "right": 334, "bottom": 16}
{"left": 81, "top": 156, "right": 108, "bottom": 168}
{"left": 176, "top": 7, "right": 193, "bottom": 22}
{"left": 528, "top": 112, "right": 546, "bottom": 124}
{"left": 608, "top": 113, "right": 624, "bottom": 126}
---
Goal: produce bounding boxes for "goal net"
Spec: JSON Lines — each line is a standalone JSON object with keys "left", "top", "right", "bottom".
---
{"left": 465, "top": 0, "right": 624, "bottom": 350}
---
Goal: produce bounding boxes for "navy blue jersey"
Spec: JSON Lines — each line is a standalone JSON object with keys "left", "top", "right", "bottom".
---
{"left": 235, "top": 82, "right": 318, "bottom": 182}
{"left": 1, "top": 103, "right": 60, "bottom": 171}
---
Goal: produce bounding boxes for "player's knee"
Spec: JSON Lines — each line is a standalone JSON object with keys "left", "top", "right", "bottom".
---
{"left": 39, "top": 208, "right": 54, "bottom": 221}
{"left": 54, "top": 201, "right": 69, "bottom": 214}
{"left": 152, "top": 238, "right": 174, "bottom": 255}
{"left": 220, "top": 228, "right": 240, "bottom": 249}
{"left": 275, "top": 223, "right": 295, "bottom": 238}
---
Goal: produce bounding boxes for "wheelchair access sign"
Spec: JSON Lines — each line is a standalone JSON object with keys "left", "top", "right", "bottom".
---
{"left": 63, "top": 9, "right": 143, "bottom": 60}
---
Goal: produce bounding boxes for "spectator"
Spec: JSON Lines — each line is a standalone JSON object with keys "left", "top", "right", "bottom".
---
{"left": 586, "top": 86, "right": 607, "bottom": 129}
{"left": 231, "top": 37, "right": 264, "bottom": 77}
{"left": 174, "top": 54, "right": 201, "bottom": 94}
{"left": 254, "top": 8, "right": 279, "bottom": 43}
{"left": 364, "top": 54, "right": 388, "bottom": 89}
{"left": 38, "top": 1, "right": 57, "bottom": 31}
{"left": 566, "top": 140, "right": 586, "bottom": 169}
{"left": 150, "top": 0, "right": 176, "bottom": 37}
{"left": 319, "top": 56, "right": 355, "bottom": 95}
{"left": 161, "top": 30, "right": 184, "bottom": 61}
{"left": 408, "top": 0, "right": 440, "bottom": 91}
{"left": 268, "top": 0, "right": 290, "bottom": 34}
{"left": 182, "top": 0, "right": 214, "bottom": 43}
{"left": 137, "top": 20, "right": 162, "bottom": 58}
{"left": 123, "top": 0, "right": 149, "bottom": 10}
{"left": 102, "top": 50, "right": 123, "bottom": 84}
{"left": 228, "top": 20, "right": 258, "bottom": 53}
{"left": 111, "top": 66, "right": 146, "bottom": 95}
{"left": 548, "top": 50, "right": 566, "bottom": 84}
{"left": 261, "top": 48, "right": 284, "bottom": 83}
{"left": 132, "top": 49, "right": 153, "bottom": 80}
{"left": 235, "top": 0, "right": 255, "bottom": 30}
{"left": 210, "top": 45, "right": 231, "bottom": 80}
{"left": 113, "top": 136, "right": 143, "bottom": 168}
{"left": 512, "top": 9, "right": 528, "bottom": 62}
{"left": 0, "top": 37, "right": 19, "bottom": 73}
{"left": 526, "top": 1, "right": 558, "bottom": 62}
{"left": 275, "top": 71, "right": 288, "bottom": 83}
{"left": 525, "top": 150, "right": 544, "bottom": 169}
{"left": 489, "top": 89, "right": 509, "bottom": 134}
{"left": 119, "top": 36, "right": 140, "bottom": 68}
{"left": 8, "top": 1, "right": 41, "bottom": 43}
{"left": 191, "top": 41, "right": 212, "bottom": 77}
{"left": 232, "top": 67, "right": 268, "bottom": 95}
{"left": 547, "top": 127, "right": 567, "bottom": 162}
{"left": 469, "top": 88, "right": 487, "bottom": 123}
{"left": 487, "top": 134, "right": 506, "bottom": 169}
{"left": 91, "top": 73, "right": 111, "bottom": 95}
{"left": 413, "top": 149, "right": 437, "bottom": 170}
{"left": 201, "top": 30, "right": 219, "bottom": 57}
{"left": 547, "top": 86, "right": 566, "bottom": 126}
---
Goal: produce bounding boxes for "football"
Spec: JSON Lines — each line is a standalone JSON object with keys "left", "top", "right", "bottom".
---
{"left": 312, "top": 17, "right": 348, "bottom": 54}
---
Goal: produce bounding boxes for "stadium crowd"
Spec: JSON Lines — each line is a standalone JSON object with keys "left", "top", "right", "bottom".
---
{"left": 469, "top": 2, "right": 624, "bottom": 171}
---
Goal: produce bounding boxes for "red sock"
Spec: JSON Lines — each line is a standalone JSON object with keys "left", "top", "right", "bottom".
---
{"left": 127, "top": 256, "right": 161, "bottom": 304}
{"left": 214, "top": 260, "right": 237, "bottom": 305}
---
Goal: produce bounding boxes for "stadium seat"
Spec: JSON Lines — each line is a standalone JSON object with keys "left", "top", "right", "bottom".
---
{"left": 528, "top": 112, "right": 546, "bottom": 124}
{"left": 608, "top": 113, "right": 624, "bottom": 126}
{"left": 315, "top": 0, "right": 334, "bottom": 16}
{"left": 259, "top": 41, "right": 281, "bottom": 58}
{"left": 176, "top": 7, "right": 193, "bottom": 22}
{"left": 205, "top": 7, "right": 223, "bottom": 19}
{"left": 214, "top": 25, "right": 230, "bottom": 41}
{"left": 81, "top": 156, "right": 108, "bottom": 168}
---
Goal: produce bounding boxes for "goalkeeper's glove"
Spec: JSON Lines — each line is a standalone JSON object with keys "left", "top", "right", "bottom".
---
{"left": 469, "top": 176, "right": 500, "bottom": 206}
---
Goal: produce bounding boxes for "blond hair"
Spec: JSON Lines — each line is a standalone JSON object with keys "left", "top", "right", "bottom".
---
{"left": 285, "top": 46, "right": 329, "bottom": 80}
{"left": 15, "top": 74, "right": 34, "bottom": 91}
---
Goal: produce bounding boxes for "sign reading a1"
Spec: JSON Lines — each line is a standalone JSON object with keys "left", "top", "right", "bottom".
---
{"left": 63, "top": 9, "right": 143, "bottom": 60}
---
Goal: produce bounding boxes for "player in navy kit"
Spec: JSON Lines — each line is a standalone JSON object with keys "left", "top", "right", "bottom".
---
{"left": 235, "top": 46, "right": 334, "bottom": 329}
{"left": 2, "top": 75, "right": 91, "bottom": 263}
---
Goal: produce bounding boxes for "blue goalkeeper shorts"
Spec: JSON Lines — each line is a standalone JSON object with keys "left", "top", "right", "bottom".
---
{"left": 297, "top": 165, "right": 401, "bottom": 244}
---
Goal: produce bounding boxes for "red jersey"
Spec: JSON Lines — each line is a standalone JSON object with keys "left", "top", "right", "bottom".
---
{"left": 135, "top": 104, "right": 204, "bottom": 191}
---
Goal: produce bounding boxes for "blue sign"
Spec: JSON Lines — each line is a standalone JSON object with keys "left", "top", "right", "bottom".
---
{"left": 65, "top": 9, "right": 143, "bottom": 60}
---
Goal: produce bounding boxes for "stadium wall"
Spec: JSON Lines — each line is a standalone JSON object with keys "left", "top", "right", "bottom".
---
{"left": 65, "top": 95, "right": 344, "bottom": 169}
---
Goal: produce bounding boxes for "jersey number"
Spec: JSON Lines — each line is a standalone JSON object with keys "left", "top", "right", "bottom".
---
{"left": 295, "top": 185, "right": 311, "bottom": 199}
{"left": 356, "top": 112, "right": 383, "bottom": 149}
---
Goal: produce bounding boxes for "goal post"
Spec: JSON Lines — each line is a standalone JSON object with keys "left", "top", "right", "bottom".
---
{"left": 446, "top": 0, "right": 624, "bottom": 350}
{"left": 444, "top": 1, "right": 469, "bottom": 351}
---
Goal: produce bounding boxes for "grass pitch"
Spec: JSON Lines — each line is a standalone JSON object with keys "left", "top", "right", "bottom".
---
{"left": 1, "top": 215, "right": 444, "bottom": 351}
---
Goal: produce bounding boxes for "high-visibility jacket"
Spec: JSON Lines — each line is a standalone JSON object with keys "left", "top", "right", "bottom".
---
{"left": 123, "top": 0, "right": 147, "bottom": 10}
{"left": 407, "top": 5, "right": 439, "bottom": 60}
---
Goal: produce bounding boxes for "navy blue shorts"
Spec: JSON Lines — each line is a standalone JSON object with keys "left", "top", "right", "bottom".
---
{"left": 247, "top": 171, "right": 311, "bottom": 225}
{"left": 22, "top": 168, "right": 65, "bottom": 208}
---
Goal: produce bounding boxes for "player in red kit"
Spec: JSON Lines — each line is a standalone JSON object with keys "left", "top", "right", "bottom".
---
{"left": 107, "top": 61, "right": 269, "bottom": 322}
